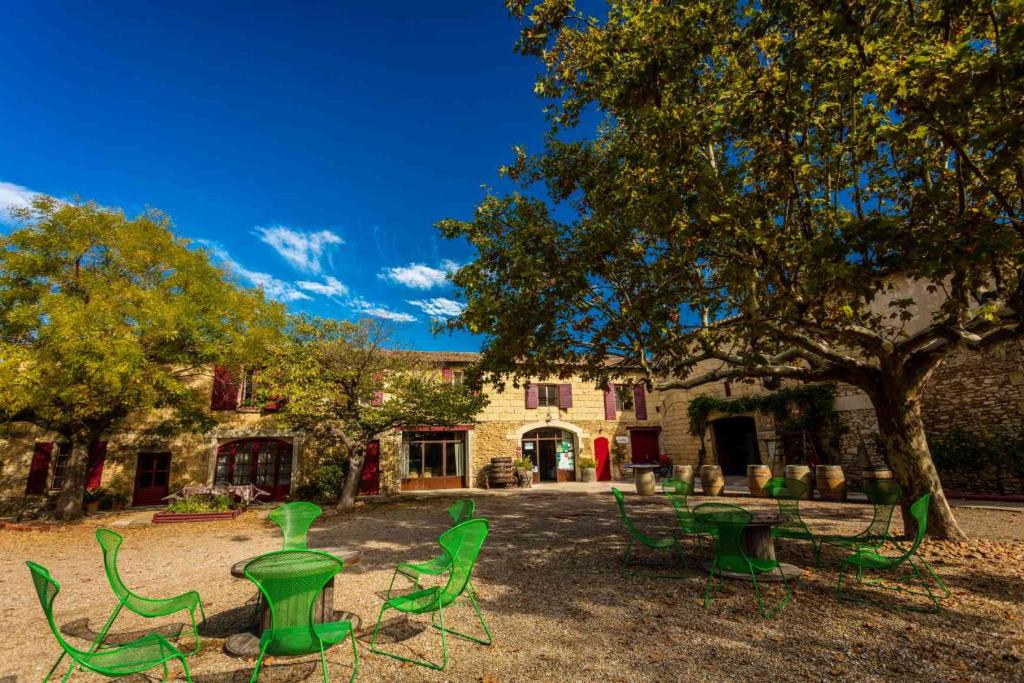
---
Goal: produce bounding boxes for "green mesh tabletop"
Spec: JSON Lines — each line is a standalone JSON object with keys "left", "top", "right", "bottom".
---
{"left": 226, "top": 546, "right": 361, "bottom": 659}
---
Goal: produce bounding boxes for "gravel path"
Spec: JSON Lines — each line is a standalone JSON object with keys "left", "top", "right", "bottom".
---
{"left": 2, "top": 490, "right": 1022, "bottom": 682}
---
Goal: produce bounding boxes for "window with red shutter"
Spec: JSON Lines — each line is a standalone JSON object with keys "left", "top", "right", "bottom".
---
{"left": 25, "top": 442, "right": 53, "bottom": 495}
{"left": 525, "top": 384, "right": 539, "bottom": 409}
{"left": 604, "top": 387, "right": 616, "bottom": 420}
{"left": 442, "top": 367, "right": 454, "bottom": 383}
{"left": 211, "top": 365, "right": 240, "bottom": 410}
{"left": 85, "top": 440, "right": 107, "bottom": 491}
{"left": 633, "top": 384, "right": 648, "bottom": 420}
{"left": 558, "top": 383, "right": 573, "bottom": 409}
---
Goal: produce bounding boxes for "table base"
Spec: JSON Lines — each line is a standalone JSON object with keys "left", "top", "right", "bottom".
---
{"left": 701, "top": 561, "right": 802, "bottom": 583}
{"left": 224, "top": 611, "right": 363, "bottom": 659}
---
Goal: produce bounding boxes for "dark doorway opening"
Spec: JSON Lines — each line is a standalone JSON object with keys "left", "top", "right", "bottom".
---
{"left": 132, "top": 452, "right": 171, "bottom": 506}
{"left": 711, "top": 417, "right": 760, "bottom": 476}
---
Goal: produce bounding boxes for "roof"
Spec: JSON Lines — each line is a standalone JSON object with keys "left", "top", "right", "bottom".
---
{"left": 400, "top": 351, "right": 482, "bottom": 364}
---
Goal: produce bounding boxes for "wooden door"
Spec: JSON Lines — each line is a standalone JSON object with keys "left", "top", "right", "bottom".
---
{"left": 254, "top": 440, "right": 293, "bottom": 501}
{"left": 132, "top": 452, "right": 171, "bottom": 506}
{"left": 359, "top": 440, "right": 380, "bottom": 496}
{"left": 629, "top": 429, "right": 660, "bottom": 464}
{"left": 594, "top": 437, "right": 611, "bottom": 481}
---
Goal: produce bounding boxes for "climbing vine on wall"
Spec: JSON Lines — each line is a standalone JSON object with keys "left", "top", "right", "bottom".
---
{"left": 687, "top": 384, "right": 838, "bottom": 464}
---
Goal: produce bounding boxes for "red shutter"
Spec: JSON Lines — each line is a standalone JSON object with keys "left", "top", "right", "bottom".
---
{"left": 558, "top": 383, "right": 573, "bottom": 409}
{"left": 604, "top": 387, "right": 616, "bottom": 420}
{"left": 525, "top": 384, "right": 539, "bottom": 409}
{"left": 211, "top": 365, "right": 239, "bottom": 410}
{"left": 633, "top": 384, "right": 648, "bottom": 420}
{"left": 85, "top": 440, "right": 107, "bottom": 491}
{"left": 442, "top": 367, "right": 454, "bottom": 384}
{"left": 25, "top": 442, "right": 54, "bottom": 495}
{"left": 371, "top": 391, "right": 384, "bottom": 406}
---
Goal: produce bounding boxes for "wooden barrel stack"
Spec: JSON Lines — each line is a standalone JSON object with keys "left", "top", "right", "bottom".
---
{"left": 488, "top": 457, "right": 515, "bottom": 488}
{"left": 816, "top": 465, "right": 847, "bottom": 501}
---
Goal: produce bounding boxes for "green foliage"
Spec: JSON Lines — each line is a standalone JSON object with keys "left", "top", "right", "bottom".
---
{"left": 687, "top": 384, "right": 837, "bottom": 439}
{"left": 166, "top": 494, "right": 236, "bottom": 513}
{"left": 577, "top": 456, "right": 597, "bottom": 469}
{"left": 929, "top": 426, "right": 1024, "bottom": 494}
{"left": 513, "top": 456, "right": 534, "bottom": 470}
{"left": 292, "top": 455, "right": 349, "bottom": 502}
{"left": 0, "top": 197, "right": 286, "bottom": 518}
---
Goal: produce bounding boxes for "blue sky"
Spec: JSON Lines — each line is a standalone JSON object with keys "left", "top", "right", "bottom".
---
{"left": 0, "top": 1, "right": 553, "bottom": 351}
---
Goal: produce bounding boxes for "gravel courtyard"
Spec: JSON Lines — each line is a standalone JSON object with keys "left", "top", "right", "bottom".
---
{"left": 3, "top": 489, "right": 1023, "bottom": 682}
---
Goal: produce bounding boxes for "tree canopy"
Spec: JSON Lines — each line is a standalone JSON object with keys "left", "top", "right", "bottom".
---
{"left": 0, "top": 197, "right": 285, "bottom": 518}
{"left": 259, "top": 317, "right": 488, "bottom": 510}
{"left": 439, "top": 1, "right": 1024, "bottom": 538}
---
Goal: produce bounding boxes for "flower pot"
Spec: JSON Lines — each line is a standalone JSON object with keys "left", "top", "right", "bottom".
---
{"left": 85, "top": 501, "right": 100, "bottom": 513}
{"left": 747, "top": 464, "right": 772, "bottom": 497}
{"left": 672, "top": 464, "right": 694, "bottom": 489}
{"left": 700, "top": 465, "right": 724, "bottom": 496}
{"left": 579, "top": 467, "right": 597, "bottom": 483}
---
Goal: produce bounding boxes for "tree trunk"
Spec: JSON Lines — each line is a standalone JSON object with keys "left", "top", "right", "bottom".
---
{"left": 870, "top": 388, "right": 967, "bottom": 541}
{"left": 53, "top": 431, "right": 101, "bottom": 521}
{"left": 336, "top": 444, "right": 366, "bottom": 512}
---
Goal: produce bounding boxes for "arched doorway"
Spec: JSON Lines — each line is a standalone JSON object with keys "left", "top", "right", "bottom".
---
{"left": 521, "top": 428, "right": 577, "bottom": 482}
{"left": 711, "top": 417, "right": 760, "bottom": 476}
{"left": 215, "top": 438, "right": 293, "bottom": 500}
{"left": 593, "top": 437, "right": 611, "bottom": 482}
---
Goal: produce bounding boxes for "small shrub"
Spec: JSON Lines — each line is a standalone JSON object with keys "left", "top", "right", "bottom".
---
{"left": 513, "top": 457, "right": 534, "bottom": 470}
{"left": 292, "top": 459, "right": 349, "bottom": 502}
{"left": 578, "top": 457, "right": 597, "bottom": 469}
{"left": 167, "top": 494, "right": 235, "bottom": 514}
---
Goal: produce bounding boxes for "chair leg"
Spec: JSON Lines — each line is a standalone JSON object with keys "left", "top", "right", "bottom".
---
{"left": 348, "top": 626, "right": 360, "bottom": 683}
{"left": 751, "top": 565, "right": 793, "bottom": 619}
{"left": 187, "top": 602, "right": 204, "bottom": 655}
{"left": 179, "top": 656, "right": 193, "bottom": 683}
{"left": 431, "top": 591, "right": 493, "bottom": 646}
{"left": 59, "top": 662, "right": 76, "bottom": 683}
{"left": 702, "top": 558, "right": 722, "bottom": 608}
{"left": 621, "top": 539, "right": 636, "bottom": 576}
{"left": 90, "top": 602, "right": 124, "bottom": 652}
{"left": 318, "top": 642, "right": 329, "bottom": 683}
{"left": 248, "top": 639, "right": 271, "bottom": 683}
{"left": 371, "top": 602, "right": 449, "bottom": 671}
{"left": 43, "top": 650, "right": 67, "bottom": 683}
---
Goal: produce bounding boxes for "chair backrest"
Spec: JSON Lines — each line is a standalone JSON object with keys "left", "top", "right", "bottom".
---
{"left": 437, "top": 518, "right": 489, "bottom": 609}
{"left": 27, "top": 562, "right": 87, "bottom": 663}
{"left": 611, "top": 487, "right": 645, "bottom": 539}
{"left": 764, "top": 477, "right": 807, "bottom": 526}
{"left": 447, "top": 499, "right": 475, "bottom": 525}
{"left": 95, "top": 528, "right": 134, "bottom": 604}
{"left": 861, "top": 479, "right": 902, "bottom": 542}
{"left": 693, "top": 503, "right": 754, "bottom": 573}
{"left": 269, "top": 501, "right": 322, "bottom": 550}
{"left": 662, "top": 478, "right": 691, "bottom": 504}
{"left": 244, "top": 550, "right": 343, "bottom": 656}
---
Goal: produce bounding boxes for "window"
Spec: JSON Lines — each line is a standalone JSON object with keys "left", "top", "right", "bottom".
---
{"left": 239, "top": 368, "right": 258, "bottom": 408}
{"left": 402, "top": 431, "right": 464, "bottom": 480}
{"left": 451, "top": 370, "right": 465, "bottom": 385}
{"left": 614, "top": 384, "right": 634, "bottom": 411}
{"left": 49, "top": 443, "right": 72, "bottom": 490}
{"left": 536, "top": 384, "right": 559, "bottom": 407}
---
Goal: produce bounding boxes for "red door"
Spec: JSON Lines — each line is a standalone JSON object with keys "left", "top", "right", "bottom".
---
{"left": 594, "top": 437, "right": 611, "bottom": 482}
{"left": 629, "top": 429, "right": 660, "bottom": 464}
{"left": 359, "top": 440, "right": 380, "bottom": 496}
{"left": 132, "top": 452, "right": 171, "bottom": 506}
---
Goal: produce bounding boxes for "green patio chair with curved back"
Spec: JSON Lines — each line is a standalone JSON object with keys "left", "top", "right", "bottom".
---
{"left": 693, "top": 503, "right": 794, "bottom": 618}
{"left": 28, "top": 561, "right": 194, "bottom": 683}
{"left": 764, "top": 477, "right": 823, "bottom": 566}
{"left": 612, "top": 487, "right": 687, "bottom": 577}
{"left": 269, "top": 501, "right": 323, "bottom": 550}
{"left": 94, "top": 529, "right": 205, "bottom": 654}
{"left": 243, "top": 549, "right": 358, "bottom": 682}
{"left": 662, "top": 479, "right": 716, "bottom": 549}
{"left": 387, "top": 499, "right": 476, "bottom": 598}
{"left": 371, "top": 518, "right": 492, "bottom": 671}
{"left": 835, "top": 494, "right": 949, "bottom": 613}
{"left": 823, "top": 479, "right": 903, "bottom": 552}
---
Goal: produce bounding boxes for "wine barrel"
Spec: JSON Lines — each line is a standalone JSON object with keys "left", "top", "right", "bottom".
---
{"left": 672, "top": 464, "right": 694, "bottom": 489}
{"left": 816, "top": 465, "right": 847, "bottom": 502}
{"left": 784, "top": 464, "right": 813, "bottom": 499}
{"left": 488, "top": 457, "right": 515, "bottom": 486}
{"left": 861, "top": 466, "right": 893, "bottom": 482}
{"left": 700, "top": 465, "right": 724, "bottom": 496}
{"left": 747, "top": 464, "right": 772, "bottom": 497}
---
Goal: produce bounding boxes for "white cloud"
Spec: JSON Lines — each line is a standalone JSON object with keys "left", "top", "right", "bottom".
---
{"left": 256, "top": 225, "right": 344, "bottom": 274}
{"left": 351, "top": 297, "right": 417, "bottom": 323}
{"left": 296, "top": 276, "right": 349, "bottom": 298}
{"left": 199, "top": 240, "right": 311, "bottom": 302}
{"left": 379, "top": 259, "right": 460, "bottom": 290}
{"left": 407, "top": 297, "right": 466, "bottom": 318}
{"left": 0, "top": 181, "right": 42, "bottom": 219}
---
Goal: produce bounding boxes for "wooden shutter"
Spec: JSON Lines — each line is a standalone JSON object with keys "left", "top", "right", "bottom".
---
{"left": 85, "top": 440, "right": 107, "bottom": 491}
{"left": 633, "top": 384, "right": 648, "bottom": 420}
{"left": 558, "top": 383, "right": 573, "bottom": 409}
{"left": 442, "top": 367, "right": 454, "bottom": 383}
{"left": 211, "top": 365, "right": 239, "bottom": 410}
{"left": 525, "top": 384, "right": 539, "bottom": 409}
{"left": 604, "top": 387, "right": 616, "bottom": 420}
{"left": 25, "top": 442, "right": 53, "bottom": 495}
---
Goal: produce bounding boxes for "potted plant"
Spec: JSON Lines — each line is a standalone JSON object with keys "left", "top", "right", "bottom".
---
{"left": 578, "top": 457, "right": 597, "bottom": 482}
{"left": 84, "top": 488, "right": 105, "bottom": 513}
{"left": 514, "top": 456, "right": 534, "bottom": 487}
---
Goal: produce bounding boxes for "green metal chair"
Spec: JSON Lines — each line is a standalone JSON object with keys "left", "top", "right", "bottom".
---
{"left": 693, "top": 503, "right": 794, "bottom": 618}
{"left": 95, "top": 529, "right": 205, "bottom": 654}
{"left": 823, "top": 479, "right": 903, "bottom": 552}
{"left": 835, "top": 494, "right": 949, "bottom": 613}
{"left": 370, "top": 518, "right": 492, "bottom": 671}
{"left": 243, "top": 550, "right": 358, "bottom": 682}
{"left": 662, "top": 479, "right": 716, "bottom": 548}
{"left": 387, "top": 499, "right": 476, "bottom": 598}
{"left": 764, "top": 477, "right": 822, "bottom": 566}
{"left": 28, "top": 561, "right": 193, "bottom": 683}
{"left": 269, "top": 501, "right": 323, "bottom": 549}
{"left": 612, "top": 487, "right": 687, "bottom": 577}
